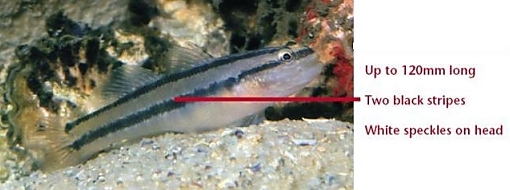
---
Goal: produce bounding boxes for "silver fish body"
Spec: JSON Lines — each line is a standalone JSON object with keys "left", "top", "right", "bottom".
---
{"left": 31, "top": 44, "right": 324, "bottom": 171}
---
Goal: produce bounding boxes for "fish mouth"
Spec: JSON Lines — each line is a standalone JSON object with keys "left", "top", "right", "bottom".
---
{"left": 260, "top": 52, "right": 323, "bottom": 96}
{"left": 296, "top": 53, "right": 324, "bottom": 86}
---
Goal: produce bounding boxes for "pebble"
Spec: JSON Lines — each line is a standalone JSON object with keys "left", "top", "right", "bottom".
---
{"left": 0, "top": 119, "right": 353, "bottom": 189}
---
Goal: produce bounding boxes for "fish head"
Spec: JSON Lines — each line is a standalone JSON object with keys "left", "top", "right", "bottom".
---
{"left": 239, "top": 45, "right": 324, "bottom": 97}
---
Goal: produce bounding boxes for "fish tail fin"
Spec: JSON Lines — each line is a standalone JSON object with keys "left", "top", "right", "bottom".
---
{"left": 23, "top": 115, "right": 85, "bottom": 172}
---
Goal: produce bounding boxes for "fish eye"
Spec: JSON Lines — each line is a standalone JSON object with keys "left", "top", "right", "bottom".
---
{"left": 278, "top": 49, "right": 294, "bottom": 62}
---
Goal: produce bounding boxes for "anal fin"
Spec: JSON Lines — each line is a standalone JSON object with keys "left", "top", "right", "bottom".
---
{"left": 227, "top": 111, "right": 267, "bottom": 128}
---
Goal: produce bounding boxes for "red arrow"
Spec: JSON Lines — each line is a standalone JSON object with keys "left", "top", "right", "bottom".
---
{"left": 174, "top": 97, "right": 361, "bottom": 102}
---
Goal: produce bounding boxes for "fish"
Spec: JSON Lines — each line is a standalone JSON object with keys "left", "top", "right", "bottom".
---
{"left": 18, "top": 43, "right": 324, "bottom": 172}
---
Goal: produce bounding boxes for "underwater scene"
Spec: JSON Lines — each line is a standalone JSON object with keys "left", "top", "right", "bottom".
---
{"left": 0, "top": 0, "right": 353, "bottom": 189}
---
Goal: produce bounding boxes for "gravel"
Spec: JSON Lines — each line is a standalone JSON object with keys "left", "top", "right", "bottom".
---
{"left": 0, "top": 119, "right": 353, "bottom": 190}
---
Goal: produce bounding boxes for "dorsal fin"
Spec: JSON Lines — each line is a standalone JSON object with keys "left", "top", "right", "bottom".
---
{"left": 162, "top": 42, "right": 215, "bottom": 74}
{"left": 102, "top": 65, "right": 161, "bottom": 97}
{"left": 88, "top": 65, "right": 161, "bottom": 109}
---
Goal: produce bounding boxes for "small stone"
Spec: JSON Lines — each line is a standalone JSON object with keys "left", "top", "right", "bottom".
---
{"left": 250, "top": 163, "right": 261, "bottom": 173}
{"left": 234, "top": 130, "right": 244, "bottom": 139}
{"left": 0, "top": 167, "right": 9, "bottom": 182}
{"left": 291, "top": 139, "right": 317, "bottom": 146}
{"left": 140, "top": 139, "right": 154, "bottom": 146}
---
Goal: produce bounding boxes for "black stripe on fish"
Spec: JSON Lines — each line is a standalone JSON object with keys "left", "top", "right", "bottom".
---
{"left": 65, "top": 47, "right": 281, "bottom": 133}
{"left": 68, "top": 60, "right": 283, "bottom": 150}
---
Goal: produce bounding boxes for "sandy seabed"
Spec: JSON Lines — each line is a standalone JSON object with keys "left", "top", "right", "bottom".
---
{"left": 1, "top": 119, "right": 353, "bottom": 190}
